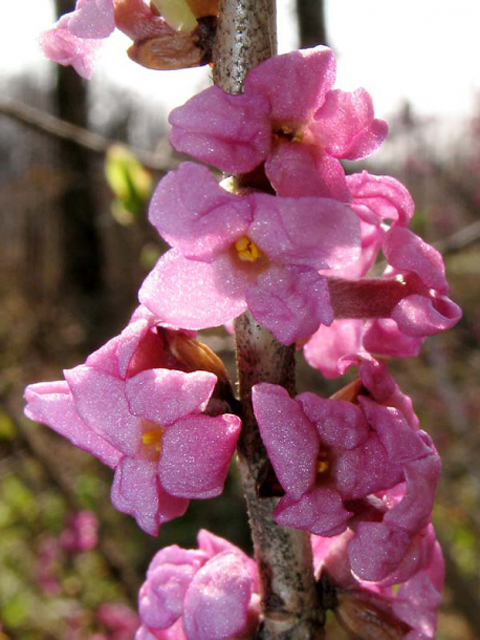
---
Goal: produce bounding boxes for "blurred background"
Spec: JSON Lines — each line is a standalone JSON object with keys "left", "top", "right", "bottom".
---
{"left": 0, "top": 1, "right": 479, "bottom": 638}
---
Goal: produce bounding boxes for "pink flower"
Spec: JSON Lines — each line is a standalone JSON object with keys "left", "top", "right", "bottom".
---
{"left": 312, "top": 524, "right": 444, "bottom": 639}
{"left": 252, "top": 359, "right": 440, "bottom": 582}
{"left": 40, "top": 0, "right": 115, "bottom": 78}
{"left": 139, "top": 162, "right": 360, "bottom": 344}
{"left": 60, "top": 510, "right": 99, "bottom": 554}
{"left": 169, "top": 46, "right": 387, "bottom": 198}
{"left": 24, "top": 307, "right": 241, "bottom": 535}
{"left": 40, "top": 0, "right": 188, "bottom": 78}
{"left": 97, "top": 603, "right": 140, "bottom": 640}
{"left": 136, "top": 530, "right": 259, "bottom": 640}
{"left": 305, "top": 172, "right": 461, "bottom": 376}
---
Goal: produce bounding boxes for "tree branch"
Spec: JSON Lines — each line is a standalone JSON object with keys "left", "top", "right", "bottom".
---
{"left": 213, "top": 2, "right": 324, "bottom": 637}
{"left": 0, "top": 98, "right": 171, "bottom": 173}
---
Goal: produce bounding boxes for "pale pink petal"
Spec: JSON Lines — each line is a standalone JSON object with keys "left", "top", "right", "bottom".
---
{"left": 40, "top": 29, "right": 102, "bottom": 79}
{"left": 139, "top": 250, "right": 249, "bottom": 330}
{"left": 197, "top": 531, "right": 258, "bottom": 591}
{"left": 303, "top": 320, "right": 364, "bottom": 378}
{"left": 275, "top": 487, "right": 351, "bottom": 536}
{"left": 159, "top": 414, "right": 241, "bottom": 499}
{"left": 60, "top": 0, "right": 115, "bottom": 39}
{"left": 314, "top": 88, "right": 388, "bottom": 160}
{"left": 244, "top": 46, "right": 336, "bottom": 122}
{"left": 250, "top": 193, "right": 360, "bottom": 270}
{"left": 126, "top": 370, "right": 217, "bottom": 425}
{"left": 169, "top": 86, "right": 271, "bottom": 173}
{"left": 347, "top": 171, "right": 414, "bottom": 227}
{"left": 265, "top": 142, "right": 350, "bottom": 200}
{"left": 182, "top": 551, "right": 254, "bottom": 640}
{"left": 247, "top": 265, "right": 333, "bottom": 344}
{"left": 24, "top": 381, "right": 121, "bottom": 468}
{"left": 363, "top": 318, "right": 423, "bottom": 358}
{"left": 111, "top": 457, "right": 188, "bottom": 535}
{"left": 252, "top": 383, "right": 319, "bottom": 498}
{"left": 139, "top": 562, "right": 198, "bottom": 629}
{"left": 148, "top": 164, "right": 252, "bottom": 261}
{"left": 64, "top": 366, "right": 140, "bottom": 456}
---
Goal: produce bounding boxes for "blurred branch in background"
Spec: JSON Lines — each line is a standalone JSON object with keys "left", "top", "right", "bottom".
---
{"left": 0, "top": 98, "right": 171, "bottom": 173}
{"left": 296, "top": 0, "right": 327, "bottom": 46}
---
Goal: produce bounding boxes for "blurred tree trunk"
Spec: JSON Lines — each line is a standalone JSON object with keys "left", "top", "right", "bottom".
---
{"left": 54, "top": 0, "right": 105, "bottom": 328}
{"left": 296, "top": 0, "right": 327, "bottom": 47}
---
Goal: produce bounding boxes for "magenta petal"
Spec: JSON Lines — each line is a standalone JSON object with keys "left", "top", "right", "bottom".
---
{"left": 250, "top": 193, "right": 360, "bottom": 270}
{"left": 247, "top": 265, "right": 333, "bottom": 344}
{"left": 64, "top": 366, "right": 140, "bottom": 456}
{"left": 265, "top": 143, "right": 350, "bottom": 200}
{"left": 359, "top": 398, "right": 432, "bottom": 463}
{"left": 159, "top": 414, "right": 241, "bottom": 499}
{"left": 126, "top": 370, "right": 217, "bottom": 426}
{"left": 383, "top": 227, "right": 448, "bottom": 293}
{"left": 297, "top": 394, "right": 369, "bottom": 450}
{"left": 183, "top": 551, "right": 254, "bottom": 640}
{"left": 252, "top": 383, "right": 319, "bottom": 498}
{"left": 169, "top": 86, "right": 271, "bottom": 173}
{"left": 384, "top": 457, "right": 441, "bottom": 534}
{"left": 138, "top": 250, "right": 249, "bottom": 330}
{"left": 148, "top": 164, "right": 252, "bottom": 261}
{"left": 315, "top": 88, "right": 388, "bottom": 160}
{"left": 348, "top": 523, "right": 413, "bottom": 581}
{"left": 245, "top": 46, "right": 336, "bottom": 122}
{"left": 275, "top": 487, "right": 351, "bottom": 536}
{"left": 392, "top": 294, "right": 462, "bottom": 337}
{"left": 111, "top": 457, "right": 188, "bottom": 535}
{"left": 347, "top": 171, "right": 414, "bottom": 227}
{"left": 24, "top": 381, "right": 121, "bottom": 468}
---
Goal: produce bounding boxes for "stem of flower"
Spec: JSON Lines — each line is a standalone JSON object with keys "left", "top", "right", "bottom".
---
{"left": 213, "top": 2, "right": 325, "bottom": 636}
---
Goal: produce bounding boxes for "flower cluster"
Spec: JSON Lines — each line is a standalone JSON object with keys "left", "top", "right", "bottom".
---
{"left": 135, "top": 529, "right": 443, "bottom": 639}
{"left": 30, "top": 26, "right": 461, "bottom": 639}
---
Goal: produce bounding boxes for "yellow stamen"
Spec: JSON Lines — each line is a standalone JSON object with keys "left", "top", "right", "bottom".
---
{"left": 316, "top": 450, "right": 330, "bottom": 475}
{"left": 142, "top": 430, "right": 163, "bottom": 453}
{"left": 234, "top": 236, "right": 263, "bottom": 262}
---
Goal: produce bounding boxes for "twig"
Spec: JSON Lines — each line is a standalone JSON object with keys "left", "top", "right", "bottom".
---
{"left": 0, "top": 98, "right": 171, "bottom": 173}
{"left": 213, "top": 2, "right": 324, "bottom": 637}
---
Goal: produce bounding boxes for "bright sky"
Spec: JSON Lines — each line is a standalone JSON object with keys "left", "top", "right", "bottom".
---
{"left": 2, "top": 0, "right": 480, "bottom": 120}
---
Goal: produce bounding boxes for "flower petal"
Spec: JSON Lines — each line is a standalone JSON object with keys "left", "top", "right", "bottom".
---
{"left": 169, "top": 86, "right": 271, "bottom": 173}
{"left": 139, "top": 250, "right": 249, "bottom": 330}
{"left": 126, "top": 369, "right": 217, "bottom": 425}
{"left": 148, "top": 163, "right": 252, "bottom": 261}
{"left": 252, "top": 383, "right": 319, "bottom": 498}
{"left": 24, "top": 380, "right": 121, "bottom": 468}
{"left": 159, "top": 414, "right": 241, "bottom": 498}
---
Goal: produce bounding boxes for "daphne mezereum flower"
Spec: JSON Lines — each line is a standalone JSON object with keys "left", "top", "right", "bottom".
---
{"left": 139, "top": 162, "right": 361, "bottom": 345}
{"left": 40, "top": 0, "right": 214, "bottom": 78}
{"left": 135, "top": 530, "right": 259, "bottom": 640}
{"left": 169, "top": 45, "right": 388, "bottom": 199}
{"left": 24, "top": 307, "right": 241, "bottom": 535}
{"left": 312, "top": 525, "right": 444, "bottom": 639}
{"left": 304, "top": 171, "right": 461, "bottom": 377}
{"left": 252, "top": 358, "right": 441, "bottom": 582}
